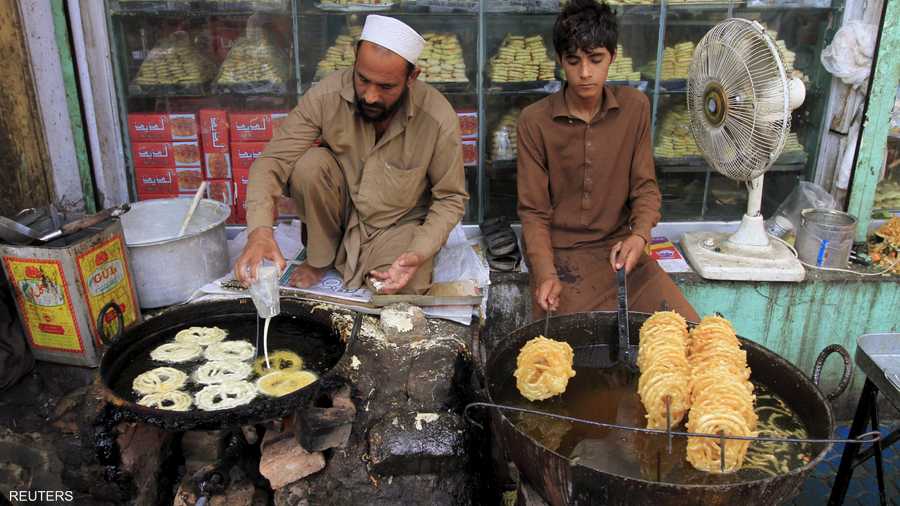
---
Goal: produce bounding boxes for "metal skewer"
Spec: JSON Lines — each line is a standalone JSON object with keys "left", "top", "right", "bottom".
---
{"left": 464, "top": 402, "right": 883, "bottom": 447}
{"left": 665, "top": 396, "right": 673, "bottom": 455}
{"left": 720, "top": 432, "right": 726, "bottom": 473}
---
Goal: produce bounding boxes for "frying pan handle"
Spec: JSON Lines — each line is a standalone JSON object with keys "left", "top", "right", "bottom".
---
{"left": 812, "top": 344, "right": 854, "bottom": 401}
{"left": 96, "top": 301, "right": 125, "bottom": 346}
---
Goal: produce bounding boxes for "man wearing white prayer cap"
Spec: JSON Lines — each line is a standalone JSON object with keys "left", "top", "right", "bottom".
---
{"left": 236, "top": 15, "right": 468, "bottom": 295}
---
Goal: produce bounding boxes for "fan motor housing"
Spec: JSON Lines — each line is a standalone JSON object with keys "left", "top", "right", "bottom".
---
{"left": 703, "top": 82, "right": 728, "bottom": 127}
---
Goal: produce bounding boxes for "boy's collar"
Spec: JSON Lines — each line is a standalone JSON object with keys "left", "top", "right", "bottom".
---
{"left": 551, "top": 83, "right": 620, "bottom": 122}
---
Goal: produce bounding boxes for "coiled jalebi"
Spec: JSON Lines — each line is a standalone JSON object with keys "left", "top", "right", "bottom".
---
{"left": 637, "top": 311, "right": 692, "bottom": 429}
{"left": 150, "top": 342, "right": 203, "bottom": 363}
{"left": 193, "top": 360, "right": 253, "bottom": 385}
{"left": 132, "top": 366, "right": 188, "bottom": 395}
{"left": 138, "top": 390, "right": 193, "bottom": 411}
{"left": 513, "top": 336, "right": 576, "bottom": 401}
{"left": 194, "top": 380, "right": 257, "bottom": 411}
{"left": 203, "top": 340, "right": 255, "bottom": 362}
{"left": 174, "top": 326, "right": 228, "bottom": 347}
{"left": 686, "top": 315, "right": 757, "bottom": 473}
{"left": 253, "top": 350, "right": 303, "bottom": 376}
{"left": 256, "top": 370, "right": 318, "bottom": 397}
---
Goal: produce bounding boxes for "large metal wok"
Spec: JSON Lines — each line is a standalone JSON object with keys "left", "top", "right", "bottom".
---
{"left": 98, "top": 298, "right": 348, "bottom": 432}
{"left": 483, "top": 311, "right": 852, "bottom": 506}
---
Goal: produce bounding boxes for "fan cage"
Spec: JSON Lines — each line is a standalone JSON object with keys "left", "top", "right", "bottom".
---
{"left": 687, "top": 18, "right": 792, "bottom": 182}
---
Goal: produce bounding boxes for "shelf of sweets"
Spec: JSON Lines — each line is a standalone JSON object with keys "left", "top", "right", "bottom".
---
{"left": 303, "top": 0, "right": 480, "bottom": 13}
{"left": 654, "top": 105, "right": 807, "bottom": 171}
{"left": 486, "top": 34, "right": 558, "bottom": 92}
{"left": 129, "top": 31, "right": 217, "bottom": 96}
{"left": 212, "top": 25, "right": 292, "bottom": 95}
{"left": 311, "top": 27, "right": 473, "bottom": 92}
{"left": 127, "top": 29, "right": 294, "bottom": 98}
{"left": 110, "top": 0, "right": 289, "bottom": 15}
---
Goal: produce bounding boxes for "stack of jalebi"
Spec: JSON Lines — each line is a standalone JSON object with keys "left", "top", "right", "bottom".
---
{"left": 637, "top": 311, "right": 692, "bottom": 429}
{"left": 513, "top": 336, "right": 576, "bottom": 401}
{"left": 686, "top": 316, "right": 757, "bottom": 473}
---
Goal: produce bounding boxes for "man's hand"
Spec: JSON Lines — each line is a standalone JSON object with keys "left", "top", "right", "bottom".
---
{"left": 535, "top": 277, "right": 562, "bottom": 312}
{"left": 234, "top": 228, "right": 286, "bottom": 286}
{"left": 609, "top": 235, "right": 647, "bottom": 274}
{"left": 368, "top": 252, "right": 425, "bottom": 294}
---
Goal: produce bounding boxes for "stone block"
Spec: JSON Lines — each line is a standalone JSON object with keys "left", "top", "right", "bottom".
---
{"left": 173, "top": 472, "right": 262, "bottom": 506}
{"left": 294, "top": 385, "right": 356, "bottom": 452}
{"left": 259, "top": 429, "right": 325, "bottom": 489}
{"left": 406, "top": 341, "right": 461, "bottom": 409}
{"left": 181, "top": 430, "right": 225, "bottom": 476}
{"left": 368, "top": 411, "right": 466, "bottom": 476}
{"left": 380, "top": 303, "right": 427, "bottom": 344}
{"left": 116, "top": 422, "right": 174, "bottom": 505}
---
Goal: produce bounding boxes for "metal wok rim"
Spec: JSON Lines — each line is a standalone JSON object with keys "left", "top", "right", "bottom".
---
{"left": 98, "top": 298, "right": 347, "bottom": 431}
{"left": 486, "top": 310, "right": 836, "bottom": 491}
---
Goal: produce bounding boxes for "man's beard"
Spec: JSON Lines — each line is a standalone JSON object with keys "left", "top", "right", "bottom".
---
{"left": 355, "top": 85, "right": 408, "bottom": 123}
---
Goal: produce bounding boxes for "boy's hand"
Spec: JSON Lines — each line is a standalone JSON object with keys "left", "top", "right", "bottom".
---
{"left": 610, "top": 235, "right": 646, "bottom": 274}
{"left": 535, "top": 277, "right": 562, "bottom": 312}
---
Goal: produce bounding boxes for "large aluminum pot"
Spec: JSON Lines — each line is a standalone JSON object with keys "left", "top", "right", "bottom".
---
{"left": 120, "top": 198, "right": 230, "bottom": 308}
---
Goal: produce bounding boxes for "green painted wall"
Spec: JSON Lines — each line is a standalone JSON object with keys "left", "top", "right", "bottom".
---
{"left": 679, "top": 275, "right": 899, "bottom": 418}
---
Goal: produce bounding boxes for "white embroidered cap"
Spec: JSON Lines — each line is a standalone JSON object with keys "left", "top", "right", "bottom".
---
{"left": 359, "top": 15, "right": 426, "bottom": 65}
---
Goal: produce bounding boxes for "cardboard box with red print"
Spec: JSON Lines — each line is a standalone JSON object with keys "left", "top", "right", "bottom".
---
{"left": 128, "top": 113, "right": 198, "bottom": 142}
{"left": 462, "top": 139, "right": 477, "bottom": 167}
{"left": 456, "top": 109, "right": 478, "bottom": 139}
{"left": 132, "top": 142, "right": 202, "bottom": 168}
{"left": 229, "top": 111, "right": 288, "bottom": 141}
{"left": 135, "top": 167, "right": 176, "bottom": 195}
{"left": 231, "top": 142, "right": 267, "bottom": 172}
{"left": 204, "top": 152, "right": 232, "bottom": 179}
{"left": 199, "top": 109, "right": 229, "bottom": 152}
{"left": 206, "top": 179, "right": 234, "bottom": 206}
{"left": 175, "top": 167, "right": 204, "bottom": 193}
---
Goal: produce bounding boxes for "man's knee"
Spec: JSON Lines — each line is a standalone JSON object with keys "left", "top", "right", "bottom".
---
{"left": 289, "top": 147, "right": 342, "bottom": 195}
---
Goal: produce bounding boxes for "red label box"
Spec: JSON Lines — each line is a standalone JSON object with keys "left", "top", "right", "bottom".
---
{"left": 135, "top": 167, "right": 176, "bottom": 195}
{"left": 231, "top": 142, "right": 267, "bottom": 172}
{"left": 176, "top": 167, "right": 204, "bottom": 192}
{"left": 128, "top": 113, "right": 198, "bottom": 142}
{"left": 132, "top": 142, "right": 202, "bottom": 168}
{"left": 462, "top": 139, "right": 477, "bottom": 167}
{"left": 205, "top": 152, "right": 232, "bottom": 179}
{"left": 457, "top": 110, "right": 478, "bottom": 139}
{"left": 199, "top": 109, "right": 229, "bottom": 152}
{"left": 206, "top": 179, "right": 234, "bottom": 206}
{"left": 230, "top": 111, "right": 288, "bottom": 141}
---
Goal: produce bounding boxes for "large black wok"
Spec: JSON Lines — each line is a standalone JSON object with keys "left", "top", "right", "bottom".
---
{"left": 485, "top": 311, "right": 849, "bottom": 506}
{"left": 98, "top": 298, "right": 347, "bottom": 432}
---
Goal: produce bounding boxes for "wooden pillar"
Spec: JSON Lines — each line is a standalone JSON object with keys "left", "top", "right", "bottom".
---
{"left": 0, "top": 0, "right": 53, "bottom": 217}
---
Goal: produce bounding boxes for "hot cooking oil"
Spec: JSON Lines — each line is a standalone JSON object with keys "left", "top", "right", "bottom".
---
{"left": 497, "top": 364, "right": 820, "bottom": 485}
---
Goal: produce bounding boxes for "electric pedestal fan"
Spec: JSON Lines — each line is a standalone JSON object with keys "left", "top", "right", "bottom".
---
{"left": 680, "top": 18, "right": 807, "bottom": 281}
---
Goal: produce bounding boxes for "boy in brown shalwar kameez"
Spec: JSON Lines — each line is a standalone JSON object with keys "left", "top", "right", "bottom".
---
{"left": 517, "top": 0, "right": 699, "bottom": 321}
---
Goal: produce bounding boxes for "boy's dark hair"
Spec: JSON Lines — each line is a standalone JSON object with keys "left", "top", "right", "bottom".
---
{"left": 553, "top": 0, "right": 618, "bottom": 59}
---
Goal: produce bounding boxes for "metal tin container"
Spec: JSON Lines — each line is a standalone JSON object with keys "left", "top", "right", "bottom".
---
{"left": 0, "top": 220, "right": 142, "bottom": 367}
{"left": 795, "top": 208, "right": 857, "bottom": 268}
{"left": 120, "top": 198, "right": 230, "bottom": 308}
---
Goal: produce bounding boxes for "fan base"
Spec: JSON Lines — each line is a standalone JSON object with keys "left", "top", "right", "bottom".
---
{"left": 681, "top": 231, "right": 805, "bottom": 282}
